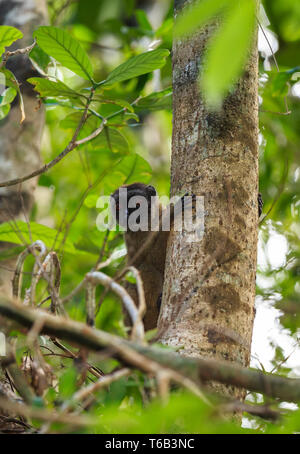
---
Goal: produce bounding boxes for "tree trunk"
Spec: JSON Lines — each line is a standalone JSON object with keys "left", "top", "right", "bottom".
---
{"left": 158, "top": 0, "right": 259, "bottom": 400}
{"left": 0, "top": 0, "right": 48, "bottom": 432}
{"left": 0, "top": 0, "right": 48, "bottom": 296}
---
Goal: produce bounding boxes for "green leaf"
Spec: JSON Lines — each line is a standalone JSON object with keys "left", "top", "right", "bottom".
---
{"left": 0, "top": 87, "right": 17, "bottom": 106}
{"left": 60, "top": 112, "right": 101, "bottom": 142}
{"left": 201, "top": 0, "right": 256, "bottom": 108}
{"left": 0, "top": 245, "right": 24, "bottom": 261}
{"left": 263, "top": 68, "right": 300, "bottom": 100}
{"left": 28, "top": 77, "right": 85, "bottom": 102}
{"left": 122, "top": 154, "right": 152, "bottom": 185}
{"left": 0, "top": 221, "right": 76, "bottom": 254}
{"left": 101, "top": 49, "right": 169, "bottom": 87}
{"left": 94, "top": 95, "right": 134, "bottom": 112}
{"left": 92, "top": 127, "right": 129, "bottom": 153}
{"left": 0, "top": 103, "right": 10, "bottom": 120}
{"left": 1, "top": 68, "right": 25, "bottom": 122}
{"left": 268, "top": 72, "right": 290, "bottom": 98}
{"left": 0, "top": 25, "right": 23, "bottom": 56}
{"left": 58, "top": 367, "right": 77, "bottom": 399}
{"left": 135, "top": 9, "right": 153, "bottom": 32}
{"left": 101, "top": 153, "right": 152, "bottom": 194}
{"left": 107, "top": 111, "right": 139, "bottom": 125}
{"left": 136, "top": 87, "right": 172, "bottom": 111}
{"left": 29, "top": 44, "right": 51, "bottom": 72}
{"left": 174, "top": 0, "right": 227, "bottom": 38}
{"left": 33, "top": 26, "right": 93, "bottom": 81}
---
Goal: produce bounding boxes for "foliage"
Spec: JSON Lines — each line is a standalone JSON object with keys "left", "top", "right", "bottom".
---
{"left": 175, "top": 0, "right": 256, "bottom": 107}
{"left": 0, "top": 0, "right": 299, "bottom": 435}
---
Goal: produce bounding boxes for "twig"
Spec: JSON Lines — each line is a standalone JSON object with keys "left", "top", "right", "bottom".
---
{"left": 0, "top": 89, "right": 97, "bottom": 188}
{"left": 0, "top": 39, "right": 37, "bottom": 68}
{"left": 259, "top": 158, "right": 289, "bottom": 224}
{"left": 86, "top": 271, "right": 145, "bottom": 343}
{"left": 94, "top": 229, "right": 110, "bottom": 270}
{"left": 64, "top": 368, "right": 130, "bottom": 412}
{"left": 126, "top": 266, "right": 146, "bottom": 342}
{"left": 0, "top": 93, "right": 140, "bottom": 189}
{"left": 12, "top": 241, "right": 47, "bottom": 300}
{"left": 85, "top": 282, "right": 95, "bottom": 327}
{"left": 257, "top": 19, "right": 291, "bottom": 116}
{"left": 2, "top": 347, "right": 36, "bottom": 405}
{"left": 0, "top": 395, "right": 93, "bottom": 428}
{"left": 50, "top": 339, "right": 103, "bottom": 378}
{"left": 219, "top": 400, "right": 281, "bottom": 422}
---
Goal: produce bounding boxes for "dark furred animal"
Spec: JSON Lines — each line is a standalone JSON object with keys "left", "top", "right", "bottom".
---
{"left": 111, "top": 183, "right": 169, "bottom": 330}
{"left": 111, "top": 183, "right": 263, "bottom": 331}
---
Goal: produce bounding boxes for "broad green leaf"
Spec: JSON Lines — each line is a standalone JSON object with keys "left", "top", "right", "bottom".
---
{"left": 29, "top": 44, "right": 51, "bottom": 72}
{"left": 58, "top": 367, "right": 78, "bottom": 399}
{"left": 101, "top": 49, "right": 169, "bottom": 87}
{"left": 0, "top": 221, "right": 76, "bottom": 254}
{"left": 156, "top": 17, "right": 173, "bottom": 41}
{"left": 122, "top": 154, "right": 152, "bottom": 185}
{"left": 92, "top": 127, "right": 129, "bottom": 153}
{"left": 101, "top": 153, "right": 152, "bottom": 194}
{"left": 94, "top": 95, "right": 134, "bottom": 112}
{"left": 268, "top": 72, "right": 290, "bottom": 98}
{"left": 174, "top": 0, "right": 227, "bottom": 38}
{"left": 107, "top": 111, "right": 139, "bottom": 125}
{"left": 136, "top": 87, "right": 172, "bottom": 111}
{"left": 0, "top": 87, "right": 17, "bottom": 106}
{"left": 28, "top": 77, "right": 85, "bottom": 102}
{"left": 0, "top": 103, "right": 10, "bottom": 120}
{"left": 33, "top": 26, "right": 93, "bottom": 81}
{"left": 60, "top": 112, "right": 101, "bottom": 142}
{"left": 0, "top": 25, "right": 23, "bottom": 55}
{"left": 201, "top": 0, "right": 256, "bottom": 108}
{"left": 0, "top": 245, "right": 24, "bottom": 261}
{"left": 135, "top": 9, "right": 153, "bottom": 32}
{"left": 263, "top": 68, "right": 300, "bottom": 100}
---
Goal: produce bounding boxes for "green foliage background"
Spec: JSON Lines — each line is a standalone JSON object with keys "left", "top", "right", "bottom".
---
{"left": 0, "top": 0, "right": 300, "bottom": 434}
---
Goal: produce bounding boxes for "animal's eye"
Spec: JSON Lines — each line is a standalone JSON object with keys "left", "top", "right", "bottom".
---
{"left": 136, "top": 202, "right": 140, "bottom": 208}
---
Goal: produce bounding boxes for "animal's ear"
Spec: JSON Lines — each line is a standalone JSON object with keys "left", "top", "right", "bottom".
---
{"left": 146, "top": 185, "right": 157, "bottom": 197}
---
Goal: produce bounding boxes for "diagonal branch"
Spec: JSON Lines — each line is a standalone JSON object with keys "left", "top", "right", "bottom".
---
{"left": 1, "top": 297, "right": 300, "bottom": 403}
{"left": 0, "top": 88, "right": 107, "bottom": 189}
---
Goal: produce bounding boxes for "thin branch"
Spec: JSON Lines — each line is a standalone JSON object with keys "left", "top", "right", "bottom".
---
{"left": 0, "top": 395, "right": 93, "bottom": 428}
{"left": 259, "top": 157, "right": 289, "bottom": 224}
{"left": 64, "top": 368, "right": 130, "bottom": 412}
{"left": 0, "top": 39, "right": 37, "bottom": 68}
{"left": 50, "top": 339, "right": 103, "bottom": 378}
{"left": 86, "top": 271, "right": 145, "bottom": 343}
{"left": 12, "top": 241, "right": 47, "bottom": 300}
{"left": 219, "top": 401, "right": 281, "bottom": 422}
{"left": 257, "top": 19, "right": 291, "bottom": 116}
{"left": 0, "top": 93, "right": 140, "bottom": 189}
{"left": 126, "top": 266, "right": 146, "bottom": 341}
{"left": 0, "top": 89, "right": 96, "bottom": 188}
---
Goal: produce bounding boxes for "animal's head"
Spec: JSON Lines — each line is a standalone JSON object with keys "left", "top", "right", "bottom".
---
{"left": 110, "top": 183, "right": 157, "bottom": 229}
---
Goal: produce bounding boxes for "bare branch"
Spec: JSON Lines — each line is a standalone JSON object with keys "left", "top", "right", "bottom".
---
{"left": 0, "top": 89, "right": 96, "bottom": 189}
{"left": 86, "top": 271, "right": 145, "bottom": 343}
{"left": 0, "top": 40, "right": 37, "bottom": 68}
{"left": 2, "top": 298, "right": 300, "bottom": 403}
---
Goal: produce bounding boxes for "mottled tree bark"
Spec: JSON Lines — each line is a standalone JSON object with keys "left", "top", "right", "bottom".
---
{"left": 158, "top": 1, "right": 259, "bottom": 400}
{"left": 0, "top": 0, "right": 48, "bottom": 296}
